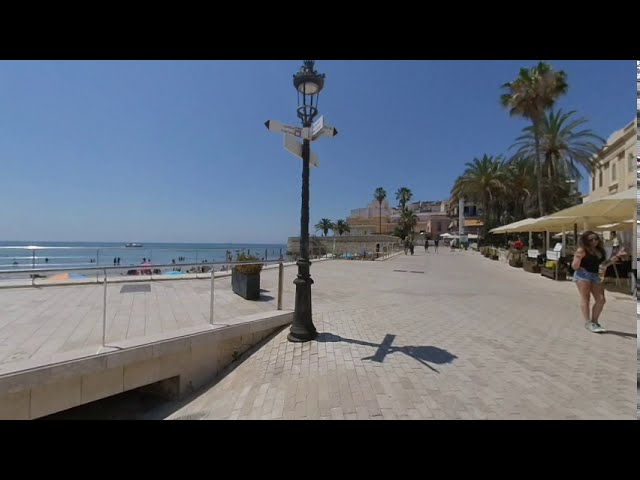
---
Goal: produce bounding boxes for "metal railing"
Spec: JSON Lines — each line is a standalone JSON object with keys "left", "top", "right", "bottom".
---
{"left": 0, "top": 259, "right": 287, "bottom": 348}
{"left": 306, "top": 242, "right": 401, "bottom": 261}
{"left": 0, "top": 245, "right": 288, "bottom": 269}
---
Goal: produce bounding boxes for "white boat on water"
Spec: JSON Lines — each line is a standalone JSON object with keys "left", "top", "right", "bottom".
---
{"left": 125, "top": 243, "right": 143, "bottom": 248}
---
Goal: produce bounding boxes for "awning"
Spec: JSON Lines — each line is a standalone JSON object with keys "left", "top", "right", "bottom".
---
{"left": 490, "top": 218, "right": 538, "bottom": 234}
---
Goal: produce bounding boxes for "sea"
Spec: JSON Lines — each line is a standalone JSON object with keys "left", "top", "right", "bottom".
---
{"left": 0, "top": 241, "right": 290, "bottom": 277}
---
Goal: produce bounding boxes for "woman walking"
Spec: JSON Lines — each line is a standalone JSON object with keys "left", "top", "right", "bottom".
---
{"left": 571, "top": 231, "right": 626, "bottom": 333}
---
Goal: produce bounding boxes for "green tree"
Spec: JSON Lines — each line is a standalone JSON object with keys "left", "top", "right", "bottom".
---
{"left": 500, "top": 61, "right": 568, "bottom": 216}
{"left": 501, "top": 156, "right": 534, "bottom": 222}
{"left": 399, "top": 209, "right": 418, "bottom": 240}
{"left": 511, "top": 108, "right": 604, "bottom": 183}
{"left": 451, "top": 154, "right": 507, "bottom": 235}
{"left": 333, "top": 219, "right": 351, "bottom": 236}
{"left": 395, "top": 187, "right": 412, "bottom": 213}
{"left": 314, "top": 218, "right": 334, "bottom": 237}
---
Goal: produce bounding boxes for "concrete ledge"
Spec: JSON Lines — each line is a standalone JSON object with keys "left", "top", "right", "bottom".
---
{"left": 0, "top": 310, "right": 293, "bottom": 419}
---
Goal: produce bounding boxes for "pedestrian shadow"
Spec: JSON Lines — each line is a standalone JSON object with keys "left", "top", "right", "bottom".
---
{"left": 601, "top": 330, "right": 636, "bottom": 339}
{"left": 316, "top": 332, "right": 457, "bottom": 373}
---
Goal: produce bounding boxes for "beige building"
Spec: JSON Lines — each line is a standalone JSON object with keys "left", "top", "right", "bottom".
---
{"left": 346, "top": 199, "right": 394, "bottom": 235}
{"left": 586, "top": 119, "right": 635, "bottom": 201}
{"left": 446, "top": 201, "right": 484, "bottom": 236}
{"left": 346, "top": 199, "right": 451, "bottom": 237}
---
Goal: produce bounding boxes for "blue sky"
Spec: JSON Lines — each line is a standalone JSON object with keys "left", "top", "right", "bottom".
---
{"left": 0, "top": 60, "right": 633, "bottom": 243}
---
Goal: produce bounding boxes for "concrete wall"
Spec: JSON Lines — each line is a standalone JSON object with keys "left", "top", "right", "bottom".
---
{"left": 287, "top": 235, "right": 401, "bottom": 257}
{"left": 0, "top": 310, "right": 293, "bottom": 420}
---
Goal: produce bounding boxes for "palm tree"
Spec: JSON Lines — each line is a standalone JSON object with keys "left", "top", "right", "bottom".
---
{"left": 333, "top": 219, "right": 350, "bottom": 236}
{"left": 395, "top": 187, "right": 412, "bottom": 213}
{"left": 511, "top": 109, "right": 604, "bottom": 183}
{"left": 314, "top": 218, "right": 334, "bottom": 237}
{"left": 373, "top": 187, "right": 387, "bottom": 234}
{"left": 399, "top": 209, "right": 418, "bottom": 239}
{"left": 502, "top": 156, "right": 534, "bottom": 222}
{"left": 500, "top": 61, "right": 568, "bottom": 217}
{"left": 451, "top": 154, "right": 507, "bottom": 234}
{"left": 539, "top": 169, "right": 576, "bottom": 214}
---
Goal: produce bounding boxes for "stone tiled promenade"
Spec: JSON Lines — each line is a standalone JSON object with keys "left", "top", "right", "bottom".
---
{"left": 145, "top": 249, "right": 636, "bottom": 420}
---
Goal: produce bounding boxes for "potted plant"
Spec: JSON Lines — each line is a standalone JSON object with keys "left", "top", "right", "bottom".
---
{"left": 232, "top": 253, "right": 263, "bottom": 300}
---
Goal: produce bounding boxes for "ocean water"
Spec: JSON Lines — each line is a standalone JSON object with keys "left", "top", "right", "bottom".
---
{"left": 0, "top": 241, "right": 289, "bottom": 271}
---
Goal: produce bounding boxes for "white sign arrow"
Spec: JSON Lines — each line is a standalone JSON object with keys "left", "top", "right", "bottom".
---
{"left": 265, "top": 120, "right": 311, "bottom": 139}
{"left": 284, "top": 134, "right": 319, "bottom": 168}
{"left": 312, "top": 124, "right": 338, "bottom": 141}
{"left": 311, "top": 115, "right": 324, "bottom": 138}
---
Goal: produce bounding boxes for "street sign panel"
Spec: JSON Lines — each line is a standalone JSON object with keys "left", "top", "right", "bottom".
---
{"left": 266, "top": 119, "right": 337, "bottom": 142}
{"left": 265, "top": 120, "right": 303, "bottom": 138}
{"left": 283, "top": 134, "right": 319, "bottom": 167}
{"left": 312, "top": 124, "right": 338, "bottom": 141}
{"left": 311, "top": 115, "right": 324, "bottom": 138}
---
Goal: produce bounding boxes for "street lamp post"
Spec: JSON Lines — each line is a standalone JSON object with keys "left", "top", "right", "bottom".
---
{"left": 288, "top": 60, "right": 325, "bottom": 342}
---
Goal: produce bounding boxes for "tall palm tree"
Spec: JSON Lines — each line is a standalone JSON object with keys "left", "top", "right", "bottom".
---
{"left": 395, "top": 187, "right": 412, "bottom": 213}
{"left": 373, "top": 187, "right": 387, "bottom": 234}
{"left": 500, "top": 61, "right": 568, "bottom": 217}
{"left": 314, "top": 218, "right": 334, "bottom": 237}
{"left": 451, "top": 154, "right": 507, "bottom": 234}
{"left": 333, "top": 219, "right": 350, "bottom": 236}
{"left": 511, "top": 109, "right": 604, "bottom": 182}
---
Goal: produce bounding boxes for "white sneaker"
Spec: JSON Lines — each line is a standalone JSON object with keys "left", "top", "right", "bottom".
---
{"left": 584, "top": 322, "right": 603, "bottom": 333}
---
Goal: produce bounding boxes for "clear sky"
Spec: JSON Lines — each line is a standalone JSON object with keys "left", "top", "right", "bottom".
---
{"left": 0, "top": 60, "right": 633, "bottom": 244}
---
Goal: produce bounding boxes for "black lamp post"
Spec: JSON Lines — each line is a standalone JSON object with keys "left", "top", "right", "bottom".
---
{"left": 288, "top": 60, "right": 325, "bottom": 343}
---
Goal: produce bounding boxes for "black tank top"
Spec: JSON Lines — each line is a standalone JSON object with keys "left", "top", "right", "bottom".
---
{"left": 581, "top": 252, "right": 603, "bottom": 273}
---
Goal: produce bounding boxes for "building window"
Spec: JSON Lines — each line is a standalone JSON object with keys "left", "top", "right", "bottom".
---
{"left": 598, "top": 170, "right": 603, "bottom": 187}
{"left": 611, "top": 162, "right": 617, "bottom": 182}
{"left": 591, "top": 175, "right": 595, "bottom": 191}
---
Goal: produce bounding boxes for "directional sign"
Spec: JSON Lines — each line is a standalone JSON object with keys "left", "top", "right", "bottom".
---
{"left": 265, "top": 120, "right": 305, "bottom": 138}
{"left": 284, "top": 134, "right": 319, "bottom": 167}
{"left": 312, "top": 124, "right": 338, "bottom": 141}
{"left": 311, "top": 115, "right": 324, "bottom": 138}
{"left": 266, "top": 119, "right": 337, "bottom": 142}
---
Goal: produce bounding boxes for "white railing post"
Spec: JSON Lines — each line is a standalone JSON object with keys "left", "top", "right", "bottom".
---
{"left": 102, "top": 269, "right": 107, "bottom": 347}
{"left": 277, "top": 262, "right": 284, "bottom": 310}
{"left": 209, "top": 268, "right": 215, "bottom": 325}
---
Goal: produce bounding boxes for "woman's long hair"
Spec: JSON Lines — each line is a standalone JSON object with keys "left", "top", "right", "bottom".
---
{"left": 579, "top": 230, "right": 606, "bottom": 258}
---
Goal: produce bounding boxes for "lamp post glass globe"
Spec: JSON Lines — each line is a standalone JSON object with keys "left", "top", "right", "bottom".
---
{"left": 293, "top": 60, "right": 325, "bottom": 126}
{"left": 297, "top": 81, "right": 321, "bottom": 95}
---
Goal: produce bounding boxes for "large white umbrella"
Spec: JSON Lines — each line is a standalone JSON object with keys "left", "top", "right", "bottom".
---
{"left": 490, "top": 218, "right": 537, "bottom": 234}
{"left": 594, "top": 219, "right": 634, "bottom": 231}
{"left": 521, "top": 188, "right": 636, "bottom": 232}
{"left": 544, "top": 187, "right": 635, "bottom": 223}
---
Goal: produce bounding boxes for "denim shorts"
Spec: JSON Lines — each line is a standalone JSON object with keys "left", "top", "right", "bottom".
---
{"left": 573, "top": 268, "right": 601, "bottom": 284}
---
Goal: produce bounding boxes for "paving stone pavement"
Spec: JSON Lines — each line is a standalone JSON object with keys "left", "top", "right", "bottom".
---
{"left": 149, "top": 249, "right": 636, "bottom": 420}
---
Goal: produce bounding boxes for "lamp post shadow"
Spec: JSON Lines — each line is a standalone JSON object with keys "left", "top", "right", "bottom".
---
{"left": 316, "top": 332, "right": 457, "bottom": 373}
